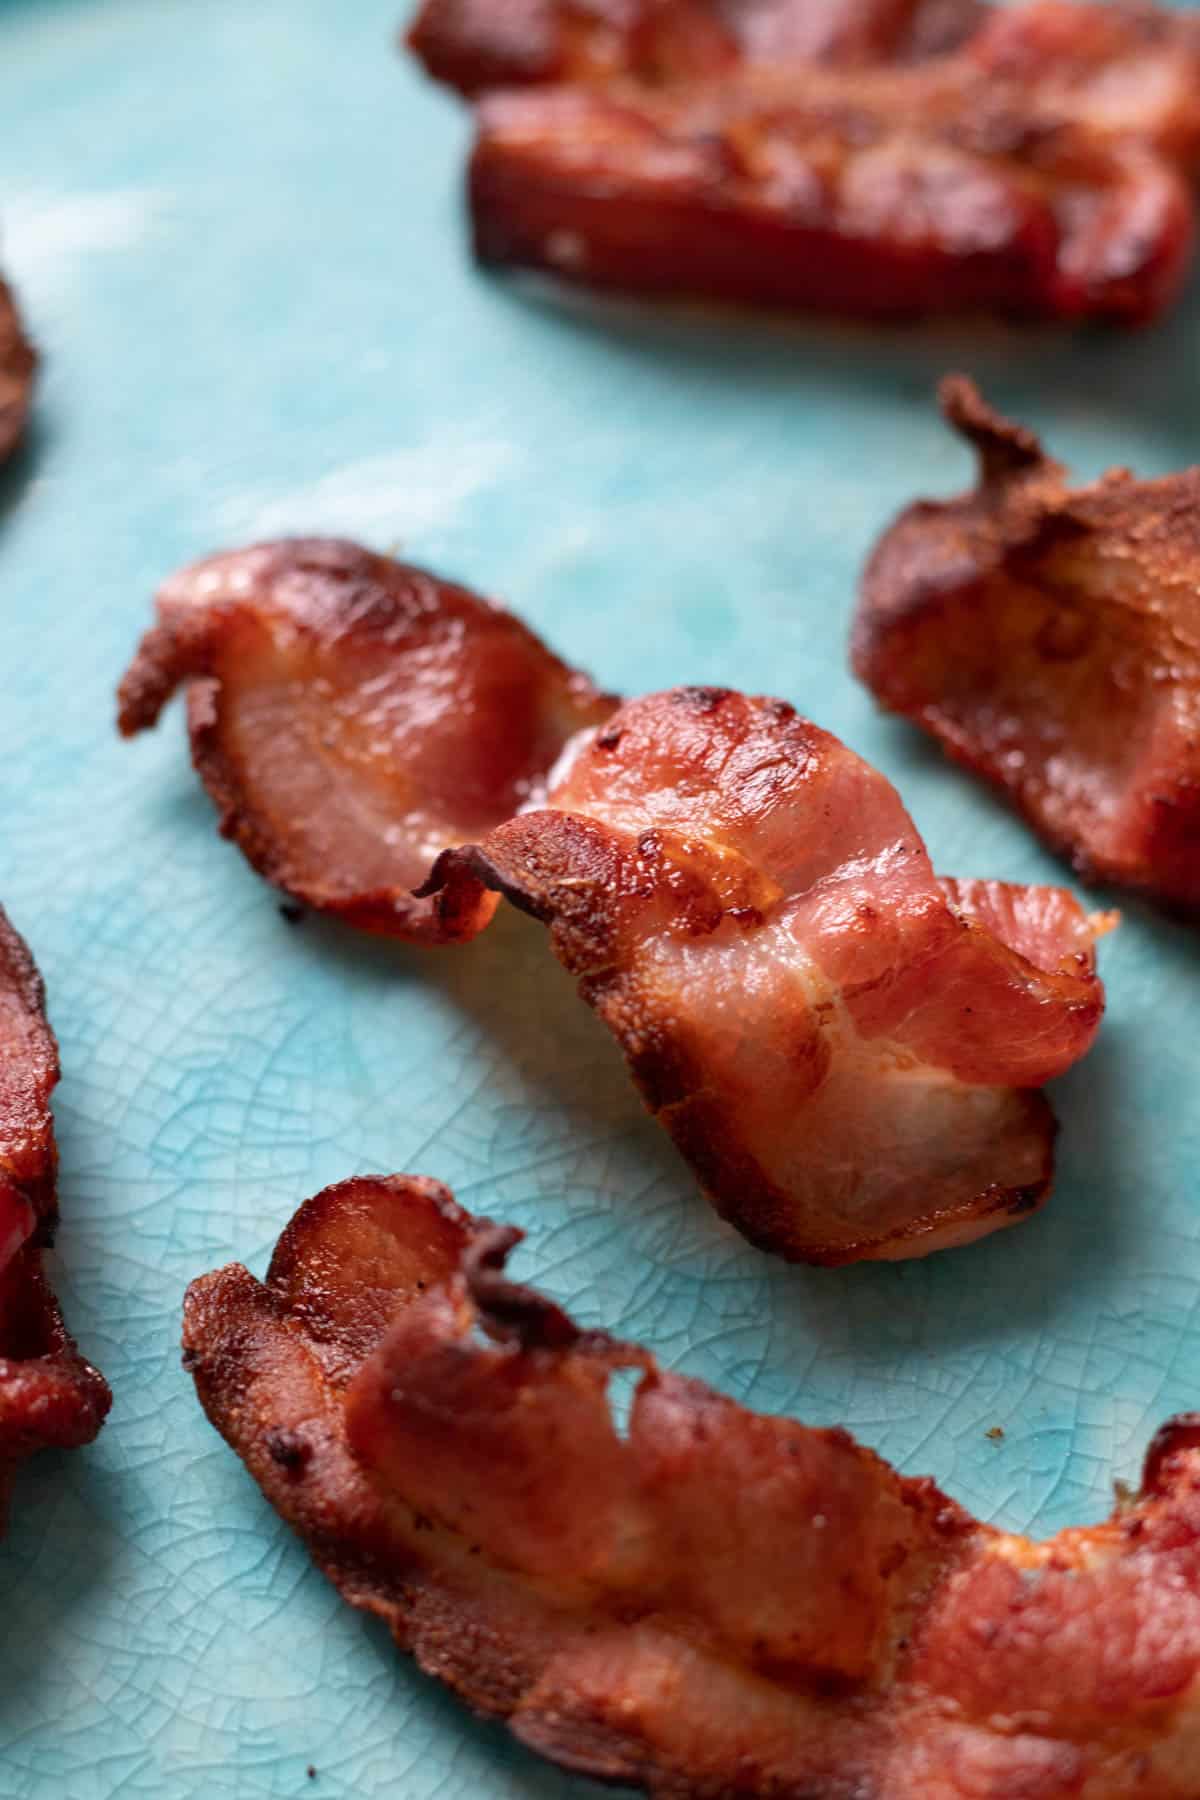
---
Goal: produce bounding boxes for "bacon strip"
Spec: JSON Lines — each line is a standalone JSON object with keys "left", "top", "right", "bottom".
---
{"left": 184, "top": 1172, "right": 1200, "bottom": 1798}
{"left": 408, "top": 0, "right": 1200, "bottom": 326}
{"left": 407, "top": 0, "right": 987, "bottom": 98}
{"left": 966, "top": 0, "right": 1200, "bottom": 173}
{"left": 426, "top": 686, "right": 1108, "bottom": 1263}
{"left": 120, "top": 541, "right": 1110, "bottom": 1260}
{"left": 468, "top": 74, "right": 1193, "bottom": 323}
{"left": 0, "top": 277, "right": 36, "bottom": 465}
{"left": 116, "top": 539, "right": 616, "bottom": 941}
{"left": 855, "top": 377, "right": 1200, "bottom": 912}
{"left": 0, "top": 907, "right": 110, "bottom": 1529}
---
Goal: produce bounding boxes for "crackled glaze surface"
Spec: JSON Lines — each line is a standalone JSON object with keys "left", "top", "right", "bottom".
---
{"left": 1, "top": 1, "right": 1199, "bottom": 1796}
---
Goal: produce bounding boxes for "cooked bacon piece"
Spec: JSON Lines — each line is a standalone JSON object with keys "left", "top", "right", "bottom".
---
{"left": 468, "top": 73, "right": 1194, "bottom": 323}
{"left": 967, "top": 0, "right": 1200, "bottom": 173}
{"left": 185, "top": 1173, "right": 1200, "bottom": 1798}
{"left": 0, "top": 277, "right": 36, "bottom": 465}
{"left": 116, "top": 539, "right": 615, "bottom": 941}
{"left": 407, "top": 0, "right": 986, "bottom": 98}
{"left": 856, "top": 378, "right": 1200, "bottom": 911}
{"left": 412, "top": 0, "right": 1200, "bottom": 325}
{"left": 426, "top": 687, "right": 1108, "bottom": 1263}
{"left": 0, "top": 905, "right": 59, "bottom": 1239}
{"left": 0, "top": 1246, "right": 111, "bottom": 1530}
{"left": 0, "top": 906, "right": 109, "bottom": 1530}
{"left": 119, "top": 542, "right": 1108, "bottom": 1258}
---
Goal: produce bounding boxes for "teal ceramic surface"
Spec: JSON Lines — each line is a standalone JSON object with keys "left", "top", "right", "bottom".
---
{"left": 2, "top": 2, "right": 1199, "bottom": 1794}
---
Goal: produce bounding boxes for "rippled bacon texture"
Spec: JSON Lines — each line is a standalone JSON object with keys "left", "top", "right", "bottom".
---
{"left": 116, "top": 539, "right": 615, "bottom": 940}
{"left": 469, "top": 76, "right": 1191, "bottom": 323}
{"left": 407, "top": 0, "right": 986, "bottom": 96}
{"left": 856, "top": 378, "right": 1200, "bottom": 911}
{"left": 429, "top": 686, "right": 1107, "bottom": 1262}
{"left": 185, "top": 1173, "right": 1200, "bottom": 1798}
{"left": 409, "top": 0, "right": 1200, "bottom": 324}
{"left": 0, "top": 908, "right": 109, "bottom": 1529}
{"left": 0, "top": 277, "right": 36, "bottom": 464}
{"left": 120, "top": 538, "right": 1110, "bottom": 1263}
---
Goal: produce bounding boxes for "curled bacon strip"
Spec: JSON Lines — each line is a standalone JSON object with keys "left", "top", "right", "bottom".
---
{"left": 116, "top": 539, "right": 615, "bottom": 941}
{"left": 407, "top": 0, "right": 986, "bottom": 98}
{"left": 410, "top": 0, "right": 1200, "bottom": 325}
{"left": 427, "top": 686, "right": 1108, "bottom": 1263}
{"left": 0, "top": 277, "right": 36, "bottom": 465}
{"left": 185, "top": 1172, "right": 1200, "bottom": 1799}
{"left": 120, "top": 537, "right": 1110, "bottom": 1261}
{"left": 856, "top": 377, "right": 1200, "bottom": 912}
{"left": 0, "top": 908, "right": 110, "bottom": 1528}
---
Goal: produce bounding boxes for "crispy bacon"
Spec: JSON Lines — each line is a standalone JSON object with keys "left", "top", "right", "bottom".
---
{"left": 426, "top": 686, "right": 1108, "bottom": 1263}
{"left": 855, "top": 377, "right": 1200, "bottom": 912}
{"left": 116, "top": 539, "right": 615, "bottom": 941}
{"left": 966, "top": 0, "right": 1200, "bottom": 173}
{"left": 0, "top": 277, "right": 36, "bottom": 464}
{"left": 407, "top": 0, "right": 986, "bottom": 97}
{"left": 469, "top": 74, "right": 1193, "bottom": 323}
{"left": 121, "top": 538, "right": 1110, "bottom": 1260}
{"left": 0, "top": 907, "right": 110, "bottom": 1529}
{"left": 185, "top": 1172, "right": 1200, "bottom": 1798}
{"left": 411, "top": 0, "right": 1200, "bottom": 325}
{"left": 0, "top": 904, "right": 59, "bottom": 1239}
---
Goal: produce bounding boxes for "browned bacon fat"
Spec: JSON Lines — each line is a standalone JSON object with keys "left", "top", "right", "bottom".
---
{"left": 407, "top": 0, "right": 986, "bottom": 97}
{"left": 116, "top": 539, "right": 615, "bottom": 941}
{"left": 427, "top": 687, "right": 1108, "bottom": 1263}
{"left": 0, "top": 277, "right": 36, "bottom": 464}
{"left": 966, "top": 0, "right": 1200, "bottom": 173}
{"left": 408, "top": 0, "right": 1200, "bottom": 325}
{"left": 468, "top": 75, "right": 1192, "bottom": 324}
{"left": 0, "top": 908, "right": 109, "bottom": 1528}
{"left": 185, "top": 1172, "right": 1200, "bottom": 1799}
{"left": 856, "top": 378, "right": 1200, "bottom": 912}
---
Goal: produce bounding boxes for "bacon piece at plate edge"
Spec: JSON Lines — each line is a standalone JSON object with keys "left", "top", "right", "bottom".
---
{"left": 0, "top": 277, "right": 36, "bottom": 465}
{"left": 855, "top": 375, "right": 1200, "bottom": 911}
{"left": 185, "top": 1171, "right": 1200, "bottom": 1799}
{"left": 0, "top": 906, "right": 110, "bottom": 1531}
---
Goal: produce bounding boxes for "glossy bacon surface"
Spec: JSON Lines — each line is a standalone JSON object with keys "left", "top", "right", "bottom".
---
{"left": 407, "top": 0, "right": 986, "bottom": 97}
{"left": 117, "top": 539, "right": 615, "bottom": 941}
{"left": 967, "top": 0, "right": 1200, "bottom": 173}
{"left": 428, "top": 687, "right": 1108, "bottom": 1263}
{"left": 856, "top": 378, "right": 1200, "bottom": 911}
{"left": 0, "top": 904, "right": 60, "bottom": 1241}
{"left": 185, "top": 1172, "right": 1200, "bottom": 1798}
{"left": 469, "top": 72, "right": 1193, "bottom": 322}
{"left": 0, "top": 907, "right": 110, "bottom": 1528}
{"left": 0, "top": 277, "right": 36, "bottom": 464}
{"left": 410, "top": 0, "right": 1200, "bottom": 325}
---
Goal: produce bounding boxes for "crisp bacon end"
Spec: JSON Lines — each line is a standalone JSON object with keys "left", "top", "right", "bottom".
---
{"left": 116, "top": 539, "right": 616, "bottom": 942}
{"left": 426, "top": 687, "right": 1106, "bottom": 1264}
{"left": 0, "top": 278, "right": 36, "bottom": 465}
{"left": 0, "top": 906, "right": 109, "bottom": 1530}
{"left": 0, "top": 1246, "right": 111, "bottom": 1530}
{"left": 406, "top": 0, "right": 987, "bottom": 98}
{"left": 185, "top": 1173, "right": 1200, "bottom": 1798}
{"left": 855, "top": 377, "right": 1200, "bottom": 910}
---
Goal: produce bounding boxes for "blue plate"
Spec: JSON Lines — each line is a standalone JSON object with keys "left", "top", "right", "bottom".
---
{"left": 2, "top": 2, "right": 1198, "bottom": 1794}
